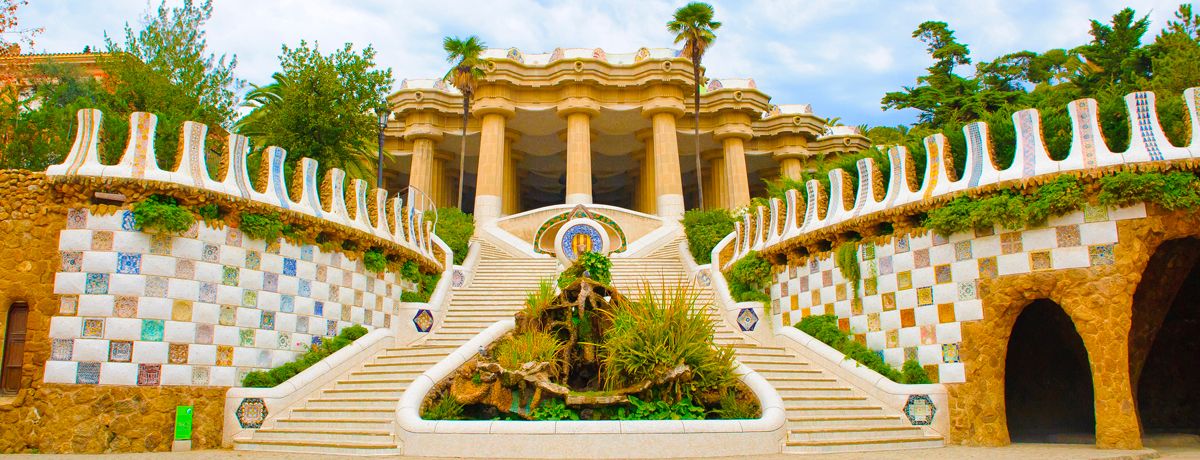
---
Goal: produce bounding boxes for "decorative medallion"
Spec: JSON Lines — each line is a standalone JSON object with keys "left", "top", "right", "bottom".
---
{"left": 904, "top": 394, "right": 936, "bottom": 426}
{"left": 413, "top": 309, "right": 434, "bottom": 333}
{"left": 560, "top": 223, "right": 603, "bottom": 261}
{"left": 452, "top": 269, "right": 465, "bottom": 288}
{"left": 737, "top": 308, "right": 759, "bottom": 332}
{"left": 696, "top": 269, "right": 712, "bottom": 287}
{"left": 236, "top": 398, "right": 268, "bottom": 429}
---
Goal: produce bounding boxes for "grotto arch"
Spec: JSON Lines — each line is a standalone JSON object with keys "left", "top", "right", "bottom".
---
{"left": 1005, "top": 299, "right": 1095, "bottom": 443}
{"left": 1129, "top": 238, "right": 1200, "bottom": 437}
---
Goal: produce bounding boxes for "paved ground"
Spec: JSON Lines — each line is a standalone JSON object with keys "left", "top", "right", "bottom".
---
{"left": 3, "top": 443, "right": 1197, "bottom": 460}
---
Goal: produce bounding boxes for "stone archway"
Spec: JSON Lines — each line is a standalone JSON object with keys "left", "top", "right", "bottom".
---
{"left": 1129, "top": 238, "right": 1200, "bottom": 437}
{"left": 1005, "top": 299, "right": 1095, "bottom": 443}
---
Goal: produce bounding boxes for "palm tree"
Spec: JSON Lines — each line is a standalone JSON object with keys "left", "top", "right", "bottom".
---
{"left": 442, "top": 35, "right": 487, "bottom": 209}
{"left": 668, "top": 2, "right": 720, "bottom": 210}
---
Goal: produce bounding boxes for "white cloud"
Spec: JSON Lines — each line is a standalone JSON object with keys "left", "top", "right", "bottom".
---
{"left": 18, "top": 0, "right": 1194, "bottom": 127}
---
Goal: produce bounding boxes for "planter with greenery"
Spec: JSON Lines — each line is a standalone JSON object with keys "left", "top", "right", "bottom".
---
{"left": 131, "top": 195, "right": 196, "bottom": 234}
{"left": 241, "top": 325, "right": 369, "bottom": 387}
{"left": 795, "top": 314, "right": 930, "bottom": 384}
{"left": 400, "top": 260, "right": 442, "bottom": 303}
{"left": 557, "top": 251, "right": 613, "bottom": 289}
{"left": 434, "top": 207, "right": 475, "bottom": 265}
{"left": 420, "top": 278, "right": 760, "bottom": 421}
{"left": 725, "top": 250, "right": 771, "bottom": 303}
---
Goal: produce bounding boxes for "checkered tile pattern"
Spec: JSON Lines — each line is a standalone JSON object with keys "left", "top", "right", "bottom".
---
{"left": 771, "top": 204, "right": 1142, "bottom": 383}
{"left": 46, "top": 208, "right": 403, "bottom": 387}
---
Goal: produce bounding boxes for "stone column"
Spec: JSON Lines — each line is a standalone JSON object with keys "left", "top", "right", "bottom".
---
{"left": 634, "top": 129, "right": 657, "bottom": 215}
{"left": 428, "top": 153, "right": 444, "bottom": 207}
{"left": 402, "top": 111, "right": 441, "bottom": 202}
{"left": 778, "top": 156, "right": 805, "bottom": 181}
{"left": 714, "top": 112, "right": 753, "bottom": 209}
{"left": 433, "top": 151, "right": 457, "bottom": 208}
{"left": 503, "top": 146, "right": 523, "bottom": 215}
{"left": 558, "top": 97, "right": 600, "bottom": 206}
{"left": 642, "top": 91, "right": 685, "bottom": 219}
{"left": 472, "top": 100, "right": 514, "bottom": 222}
{"left": 443, "top": 166, "right": 458, "bottom": 209}
{"left": 702, "top": 150, "right": 726, "bottom": 210}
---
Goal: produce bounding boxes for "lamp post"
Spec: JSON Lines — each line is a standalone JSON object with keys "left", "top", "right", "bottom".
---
{"left": 376, "top": 107, "right": 391, "bottom": 190}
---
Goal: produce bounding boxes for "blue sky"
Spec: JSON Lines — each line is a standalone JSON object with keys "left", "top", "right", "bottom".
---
{"left": 19, "top": 0, "right": 1185, "bottom": 126}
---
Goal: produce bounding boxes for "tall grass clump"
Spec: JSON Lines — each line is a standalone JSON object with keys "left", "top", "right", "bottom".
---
{"left": 494, "top": 331, "right": 564, "bottom": 376}
{"left": 599, "top": 282, "right": 736, "bottom": 400}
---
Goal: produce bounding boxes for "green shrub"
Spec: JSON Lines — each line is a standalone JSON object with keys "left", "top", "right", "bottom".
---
{"left": 1098, "top": 171, "right": 1200, "bottom": 210}
{"left": 713, "top": 389, "right": 760, "bottom": 419}
{"left": 240, "top": 212, "right": 285, "bottom": 241}
{"left": 925, "top": 175, "right": 1083, "bottom": 236}
{"left": 193, "top": 203, "right": 221, "bottom": 221}
{"left": 600, "top": 283, "right": 736, "bottom": 399}
{"left": 240, "top": 324, "right": 371, "bottom": 387}
{"left": 834, "top": 242, "right": 861, "bottom": 299}
{"left": 726, "top": 251, "right": 771, "bottom": 302}
{"left": 363, "top": 249, "right": 387, "bottom": 273}
{"left": 422, "top": 394, "right": 464, "bottom": 420}
{"left": 557, "top": 251, "right": 612, "bottom": 289}
{"left": 901, "top": 359, "right": 932, "bottom": 384}
{"left": 434, "top": 207, "right": 475, "bottom": 265}
{"left": 682, "top": 209, "right": 736, "bottom": 264}
{"left": 399, "top": 260, "right": 441, "bottom": 302}
{"left": 614, "top": 395, "right": 706, "bottom": 420}
{"left": 522, "top": 278, "right": 557, "bottom": 322}
{"left": 530, "top": 398, "right": 579, "bottom": 421}
{"left": 795, "top": 314, "right": 904, "bottom": 383}
{"left": 131, "top": 195, "right": 194, "bottom": 234}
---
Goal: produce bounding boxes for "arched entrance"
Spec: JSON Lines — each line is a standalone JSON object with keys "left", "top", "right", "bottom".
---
{"left": 1, "top": 301, "right": 29, "bottom": 394}
{"left": 1132, "top": 238, "right": 1200, "bottom": 436}
{"left": 1005, "top": 299, "right": 1095, "bottom": 443}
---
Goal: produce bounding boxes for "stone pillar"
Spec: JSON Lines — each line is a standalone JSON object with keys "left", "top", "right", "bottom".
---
{"left": 433, "top": 151, "right": 457, "bottom": 208}
{"left": 402, "top": 111, "right": 441, "bottom": 202}
{"left": 427, "top": 153, "right": 444, "bottom": 207}
{"left": 702, "top": 150, "right": 726, "bottom": 210}
{"left": 472, "top": 100, "right": 514, "bottom": 222}
{"left": 634, "top": 129, "right": 657, "bottom": 215}
{"left": 714, "top": 112, "right": 753, "bottom": 209}
{"left": 641, "top": 100, "right": 685, "bottom": 219}
{"left": 503, "top": 146, "right": 523, "bottom": 216}
{"left": 779, "top": 156, "right": 805, "bottom": 181}
{"left": 443, "top": 166, "right": 457, "bottom": 209}
{"left": 558, "top": 96, "right": 600, "bottom": 206}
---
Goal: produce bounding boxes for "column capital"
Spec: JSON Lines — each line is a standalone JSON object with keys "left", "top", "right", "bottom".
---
{"left": 713, "top": 123, "right": 753, "bottom": 142}
{"left": 634, "top": 128, "right": 655, "bottom": 143}
{"left": 641, "top": 97, "right": 686, "bottom": 118}
{"left": 433, "top": 150, "right": 456, "bottom": 162}
{"left": 403, "top": 125, "right": 444, "bottom": 142}
{"left": 556, "top": 129, "right": 597, "bottom": 142}
{"left": 505, "top": 129, "right": 521, "bottom": 143}
{"left": 473, "top": 98, "right": 517, "bottom": 119}
{"left": 556, "top": 97, "right": 601, "bottom": 118}
{"left": 772, "top": 146, "right": 812, "bottom": 160}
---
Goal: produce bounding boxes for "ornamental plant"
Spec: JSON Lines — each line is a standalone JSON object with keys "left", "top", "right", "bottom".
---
{"left": 682, "top": 208, "right": 735, "bottom": 264}
{"left": 363, "top": 248, "right": 387, "bottom": 273}
{"left": 795, "top": 314, "right": 930, "bottom": 384}
{"left": 726, "top": 251, "right": 771, "bottom": 302}
{"left": 239, "top": 212, "right": 285, "bottom": 241}
{"left": 132, "top": 194, "right": 195, "bottom": 234}
{"left": 242, "top": 324, "right": 368, "bottom": 387}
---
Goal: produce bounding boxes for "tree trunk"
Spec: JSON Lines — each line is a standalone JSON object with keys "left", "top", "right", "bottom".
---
{"left": 458, "top": 93, "right": 470, "bottom": 209}
{"left": 693, "top": 59, "right": 705, "bottom": 210}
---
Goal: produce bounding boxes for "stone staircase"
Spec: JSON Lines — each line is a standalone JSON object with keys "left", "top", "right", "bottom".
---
{"left": 609, "top": 238, "right": 944, "bottom": 454}
{"left": 232, "top": 240, "right": 557, "bottom": 455}
{"left": 234, "top": 235, "right": 940, "bottom": 455}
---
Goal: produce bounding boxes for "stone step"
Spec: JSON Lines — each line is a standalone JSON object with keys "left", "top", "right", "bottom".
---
{"left": 334, "top": 378, "right": 416, "bottom": 390}
{"left": 788, "top": 425, "right": 927, "bottom": 442}
{"left": 728, "top": 353, "right": 799, "bottom": 363}
{"left": 783, "top": 436, "right": 943, "bottom": 454}
{"left": 249, "top": 427, "right": 394, "bottom": 443}
{"left": 271, "top": 417, "right": 394, "bottom": 431}
{"left": 738, "top": 360, "right": 817, "bottom": 371}
{"left": 287, "top": 407, "right": 395, "bottom": 420}
{"left": 775, "top": 387, "right": 856, "bottom": 398}
{"left": 784, "top": 405, "right": 885, "bottom": 417}
{"left": 374, "top": 351, "right": 454, "bottom": 361}
{"left": 234, "top": 438, "right": 401, "bottom": 455}
{"left": 424, "top": 338, "right": 470, "bottom": 347}
{"left": 321, "top": 388, "right": 405, "bottom": 398}
{"left": 303, "top": 397, "right": 399, "bottom": 409}
{"left": 781, "top": 395, "right": 870, "bottom": 407}
{"left": 763, "top": 378, "right": 843, "bottom": 389}
{"left": 360, "top": 361, "right": 439, "bottom": 371}
{"left": 787, "top": 415, "right": 909, "bottom": 429}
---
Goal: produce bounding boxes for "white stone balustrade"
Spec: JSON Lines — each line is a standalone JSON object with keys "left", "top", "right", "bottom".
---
{"left": 46, "top": 109, "right": 440, "bottom": 266}
{"left": 723, "top": 88, "right": 1200, "bottom": 269}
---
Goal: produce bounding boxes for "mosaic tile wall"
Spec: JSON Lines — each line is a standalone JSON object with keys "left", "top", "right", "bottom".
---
{"left": 770, "top": 204, "right": 1144, "bottom": 383}
{"left": 44, "top": 208, "right": 403, "bottom": 387}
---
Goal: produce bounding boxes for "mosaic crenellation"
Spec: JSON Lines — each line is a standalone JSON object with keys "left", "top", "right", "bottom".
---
{"left": 44, "top": 207, "right": 403, "bottom": 387}
{"left": 725, "top": 87, "right": 1200, "bottom": 268}
{"left": 45, "top": 109, "right": 440, "bottom": 267}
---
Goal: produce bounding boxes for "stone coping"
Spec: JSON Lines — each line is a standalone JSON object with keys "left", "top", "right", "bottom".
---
{"left": 221, "top": 327, "right": 395, "bottom": 446}
{"left": 394, "top": 320, "right": 787, "bottom": 457}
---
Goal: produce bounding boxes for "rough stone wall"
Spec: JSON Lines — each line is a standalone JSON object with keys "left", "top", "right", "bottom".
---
{"left": 0, "top": 384, "right": 225, "bottom": 453}
{"left": 0, "top": 171, "right": 66, "bottom": 401}
{"left": 946, "top": 208, "right": 1200, "bottom": 450}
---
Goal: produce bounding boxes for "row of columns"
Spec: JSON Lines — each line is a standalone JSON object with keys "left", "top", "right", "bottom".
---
{"left": 408, "top": 86, "right": 761, "bottom": 222}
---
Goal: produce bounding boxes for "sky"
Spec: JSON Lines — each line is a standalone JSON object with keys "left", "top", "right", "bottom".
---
{"left": 16, "top": 0, "right": 1188, "bottom": 127}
